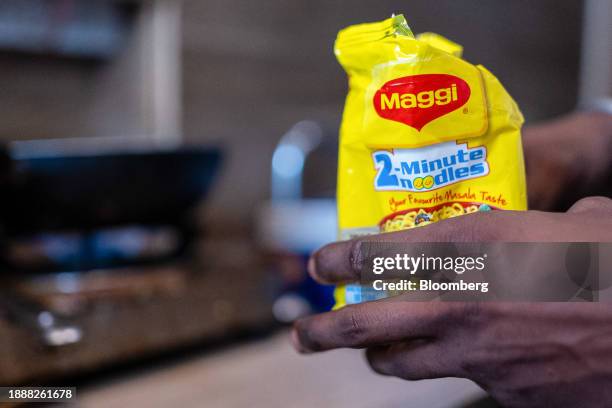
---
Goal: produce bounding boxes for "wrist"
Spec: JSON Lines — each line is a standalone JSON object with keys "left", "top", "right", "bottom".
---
{"left": 576, "top": 109, "right": 612, "bottom": 182}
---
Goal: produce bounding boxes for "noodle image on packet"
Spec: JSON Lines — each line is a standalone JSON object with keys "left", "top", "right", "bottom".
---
{"left": 333, "top": 15, "right": 527, "bottom": 307}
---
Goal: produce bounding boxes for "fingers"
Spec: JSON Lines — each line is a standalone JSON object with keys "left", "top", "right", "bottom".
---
{"left": 307, "top": 239, "right": 364, "bottom": 285}
{"left": 309, "top": 211, "right": 505, "bottom": 284}
{"left": 567, "top": 196, "right": 612, "bottom": 216}
{"left": 292, "top": 300, "right": 461, "bottom": 353}
{"left": 366, "top": 341, "right": 459, "bottom": 380}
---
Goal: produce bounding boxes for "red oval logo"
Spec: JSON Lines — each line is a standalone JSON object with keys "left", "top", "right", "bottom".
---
{"left": 373, "top": 74, "right": 470, "bottom": 131}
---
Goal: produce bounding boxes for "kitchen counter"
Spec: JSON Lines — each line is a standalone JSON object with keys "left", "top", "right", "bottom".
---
{"left": 78, "top": 330, "right": 486, "bottom": 408}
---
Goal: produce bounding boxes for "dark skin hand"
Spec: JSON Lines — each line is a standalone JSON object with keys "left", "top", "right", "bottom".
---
{"left": 293, "top": 112, "right": 612, "bottom": 408}
{"left": 524, "top": 111, "right": 612, "bottom": 211}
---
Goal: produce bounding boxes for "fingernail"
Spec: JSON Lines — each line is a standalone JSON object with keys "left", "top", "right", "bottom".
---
{"left": 291, "top": 328, "right": 312, "bottom": 354}
{"left": 307, "top": 256, "right": 317, "bottom": 280}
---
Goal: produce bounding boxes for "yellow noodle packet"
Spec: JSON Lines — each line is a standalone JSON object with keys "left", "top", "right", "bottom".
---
{"left": 334, "top": 15, "right": 527, "bottom": 307}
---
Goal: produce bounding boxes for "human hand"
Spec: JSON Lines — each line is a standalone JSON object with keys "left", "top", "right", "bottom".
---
{"left": 523, "top": 112, "right": 612, "bottom": 211}
{"left": 293, "top": 197, "right": 612, "bottom": 407}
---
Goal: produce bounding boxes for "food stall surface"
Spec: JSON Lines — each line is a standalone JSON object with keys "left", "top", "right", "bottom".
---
{"left": 78, "top": 330, "right": 485, "bottom": 408}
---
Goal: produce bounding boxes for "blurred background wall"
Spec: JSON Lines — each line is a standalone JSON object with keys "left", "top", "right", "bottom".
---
{"left": 0, "top": 0, "right": 584, "bottom": 226}
{"left": 183, "top": 0, "right": 583, "bottom": 226}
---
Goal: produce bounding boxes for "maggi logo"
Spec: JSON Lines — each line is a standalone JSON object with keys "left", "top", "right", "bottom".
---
{"left": 374, "top": 74, "right": 470, "bottom": 130}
